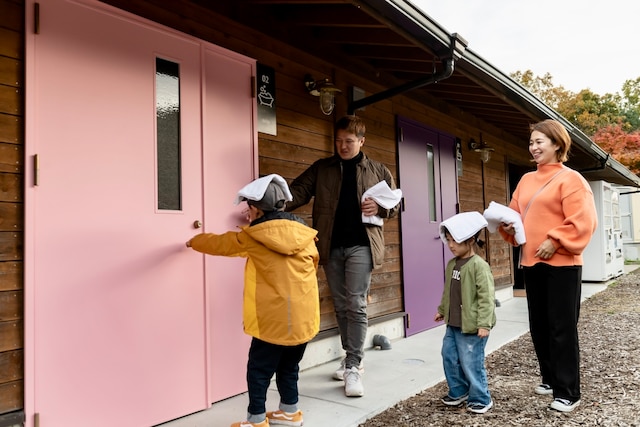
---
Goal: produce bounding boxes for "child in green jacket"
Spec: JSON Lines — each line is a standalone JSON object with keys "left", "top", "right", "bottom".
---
{"left": 434, "top": 211, "right": 496, "bottom": 414}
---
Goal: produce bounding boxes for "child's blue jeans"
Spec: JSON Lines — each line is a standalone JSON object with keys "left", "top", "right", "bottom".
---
{"left": 441, "top": 325, "right": 491, "bottom": 406}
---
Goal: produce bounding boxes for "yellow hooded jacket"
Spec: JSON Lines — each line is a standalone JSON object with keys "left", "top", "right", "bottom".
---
{"left": 189, "top": 214, "right": 320, "bottom": 346}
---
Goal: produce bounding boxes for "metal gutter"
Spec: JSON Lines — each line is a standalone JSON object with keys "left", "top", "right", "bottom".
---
{"left": 347, "top": 35, "right": 466, "bottom": 114}
{"left": 347, "top": 0, "right": 468, "bottom": 114}
{"left": 356, "top": 0, "right": 458, "bottom": 56}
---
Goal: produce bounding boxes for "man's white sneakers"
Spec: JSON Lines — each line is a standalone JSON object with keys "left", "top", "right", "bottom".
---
{"left": 344, "top": 366, "right": 364, "bottom": 397}
{"left": 333, "top": 359, "right": 364, "bottom": 381}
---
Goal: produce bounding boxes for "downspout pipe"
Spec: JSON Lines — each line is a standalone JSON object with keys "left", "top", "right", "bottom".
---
{"left": 347, "top": 58, "right": 455, "bottom": 114}
{"left": 347, "top": 33, "right": 467, "bottom": 114}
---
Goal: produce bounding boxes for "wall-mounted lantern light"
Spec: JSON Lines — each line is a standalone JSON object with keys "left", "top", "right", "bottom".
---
{"left": 468, "top": 133, "right": 495, "bottom": 163}
{"left": 304, "top": 74, "right": 341, "bottom": 115}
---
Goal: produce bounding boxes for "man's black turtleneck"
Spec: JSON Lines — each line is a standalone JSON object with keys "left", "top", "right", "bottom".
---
{"left": 331, "top": 152, "right": 370, "bottom": 249}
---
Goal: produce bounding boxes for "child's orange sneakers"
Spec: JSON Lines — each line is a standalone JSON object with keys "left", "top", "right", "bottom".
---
{"left": 230, "top": 419, "right": 269, "bottom": 427}
{"left": 266, "top": 409, "right": 303, "bottom": 426}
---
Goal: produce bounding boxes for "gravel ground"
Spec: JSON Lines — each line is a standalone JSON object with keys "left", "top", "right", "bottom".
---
{"left": 359, "top": 269, "right": 640, "bottom": 427}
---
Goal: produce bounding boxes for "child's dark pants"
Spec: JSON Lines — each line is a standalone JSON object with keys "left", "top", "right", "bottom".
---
{"left": 246, "top": 337, "right": 307, "bottom": 416}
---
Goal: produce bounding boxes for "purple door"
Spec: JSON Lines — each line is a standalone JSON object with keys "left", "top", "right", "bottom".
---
{"left": 398, "top": 117, "right": 457, "bottom": 336}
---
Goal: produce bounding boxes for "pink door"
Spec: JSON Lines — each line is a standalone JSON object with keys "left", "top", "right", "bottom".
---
{"left": 398, "top": 117, "right": 458, "bottom": 336}
{"left": 24, "top": 1, "right": 255, "bottom": 426}
{"left": 202, "top": 46, "right": 256, "bottom": 401}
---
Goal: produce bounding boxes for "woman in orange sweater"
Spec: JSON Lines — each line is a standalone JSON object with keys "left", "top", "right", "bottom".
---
{"left": 500, "top": 119, "right": 597, "bottom": 413}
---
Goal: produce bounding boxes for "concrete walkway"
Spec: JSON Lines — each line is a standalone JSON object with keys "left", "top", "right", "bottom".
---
{"left": 159, "top": 268, "right": 635, "bottom": 427}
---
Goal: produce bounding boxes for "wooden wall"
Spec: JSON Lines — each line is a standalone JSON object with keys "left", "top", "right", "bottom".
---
{"left": 256, "top": 67, "right": 404, "bottom": 329}
{"left": 98, "top": 0, "right": 521, "bottom": 327}
{"left": 98, "top": 0, "right": 403, "bottom": 330}
{"left": 0, "top": 0, "right": 24, "bottom": 416}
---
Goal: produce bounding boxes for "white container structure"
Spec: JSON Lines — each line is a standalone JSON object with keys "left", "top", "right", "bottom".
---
{"left": 582, "top": 180, "right": 624, "bottom": 281}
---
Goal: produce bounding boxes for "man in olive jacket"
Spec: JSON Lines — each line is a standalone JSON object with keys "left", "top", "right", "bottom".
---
{"left": 286, "top": 115, "right": 400, "bottom": 397}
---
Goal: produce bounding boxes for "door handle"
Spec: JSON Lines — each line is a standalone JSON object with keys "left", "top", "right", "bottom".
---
{"left": 193, "top": 220, "right": 202, "bottom": 229}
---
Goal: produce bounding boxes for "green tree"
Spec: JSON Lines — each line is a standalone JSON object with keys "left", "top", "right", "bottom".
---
{"left": 511, "top": 70, "right": 625, "bottom": 135}
{"left": 621, "top": 77, "right": 640, "bottom": 130}
{"left": 510, "top": 70, "right": 572, "bottom": 109}
{"left": 556, "top": 89, "right": 623, "bottom": 135}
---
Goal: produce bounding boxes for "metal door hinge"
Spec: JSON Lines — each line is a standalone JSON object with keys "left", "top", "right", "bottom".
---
{"left": 35, "top": 412, "right": 40, "bottom": 427}
{"left": 34, "top": 3, "right": 40, "bottom": 34}
{"left": 34, "top": 154, "right": 39, "bottom": 186}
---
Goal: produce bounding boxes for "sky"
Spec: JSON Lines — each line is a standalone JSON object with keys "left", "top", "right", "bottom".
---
{"left": 411, "top": 0, "right": 640, "bottom": 96}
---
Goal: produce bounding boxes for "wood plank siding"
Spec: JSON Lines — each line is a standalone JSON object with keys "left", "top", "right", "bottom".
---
{"left": 105, "top": 0, "right": 513, "bottom": 330}
{"left": 0, "top": 0, "right": 24, "bottom": 416}
{"left": 98, "top": 0, "right": 518, "bottom": 327}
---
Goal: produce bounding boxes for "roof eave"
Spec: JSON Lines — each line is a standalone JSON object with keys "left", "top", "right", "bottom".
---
{"left": 459, "top": 49, "right": 640, "bottom": 187}
{"left": 358, "top": 0, "right": 640, "bottom": 187}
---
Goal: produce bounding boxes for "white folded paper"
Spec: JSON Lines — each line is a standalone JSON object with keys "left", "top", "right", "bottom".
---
{"left": 361, "top": 181, "right": 402, "bottom": 226}
{"left": 483, "top": 201, "right": 526, "bottom": 244}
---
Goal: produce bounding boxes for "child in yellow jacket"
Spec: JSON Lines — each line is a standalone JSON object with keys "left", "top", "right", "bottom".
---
{"left": 187, "top": 174, "right": 319, "bottom": 427}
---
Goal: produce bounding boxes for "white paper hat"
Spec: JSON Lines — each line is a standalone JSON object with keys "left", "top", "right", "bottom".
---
{"left": 439, "top": 211, "right": 488, "bottom": 244}
{"left": 234, "top": 174, "right": 293, "bottom": 209}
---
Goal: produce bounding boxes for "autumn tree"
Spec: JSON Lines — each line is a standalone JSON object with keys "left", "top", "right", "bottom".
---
{"left": 510, "top": 70, "right": 572, "bottom": 109}
{"left": 511, "top": 70, "right": 640, "bottom": 174}
{"left": 556, "top": 90, "right": 624, "bottom": 135}
{"left": 511, "top": 70, "right": 626, "bottom": 134}
{"left": 592, "top": 124, "right": 640, "bottom": 175}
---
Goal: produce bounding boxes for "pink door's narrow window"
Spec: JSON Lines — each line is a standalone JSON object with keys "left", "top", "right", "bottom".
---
{"left": 156, "top": 57, "right": 182, "bottom": 211}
